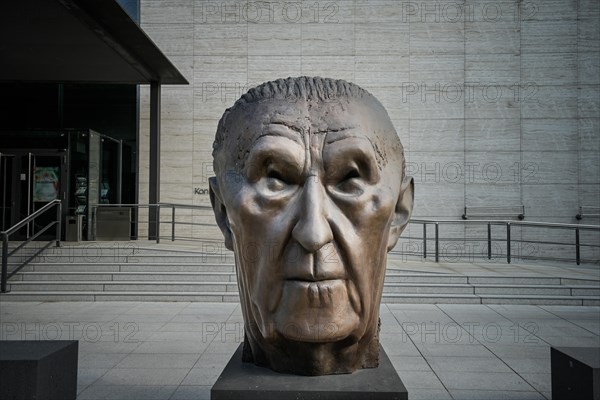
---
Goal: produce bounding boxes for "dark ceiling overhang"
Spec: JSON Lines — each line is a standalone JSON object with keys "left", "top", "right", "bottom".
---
{"left": 0, "top": 0, "right": 188, "bottom": 85}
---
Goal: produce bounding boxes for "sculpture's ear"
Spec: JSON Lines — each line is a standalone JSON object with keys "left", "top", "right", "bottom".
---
{"left": 387, "top": 176, "right": 414, "bottom": 251}
{"left": 209, "top": 177, "right": 233, "bottom": 251}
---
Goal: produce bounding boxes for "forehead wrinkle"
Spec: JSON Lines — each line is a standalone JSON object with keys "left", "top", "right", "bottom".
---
{"left": 325, "top": 132, "right": 370, "bottom": 145}
{"left": 252, "top": 123, "right": 305, "bottom": 146}
{"left": 313, "top": 126, "right": 358, "bottom": 136}
{"left": 269, "top": 120, "right": 304, "bottom": 134}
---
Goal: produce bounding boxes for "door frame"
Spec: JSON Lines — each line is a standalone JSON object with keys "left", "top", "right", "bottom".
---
{"left": 2, "top": 149, "right": 68, "bottom": 238}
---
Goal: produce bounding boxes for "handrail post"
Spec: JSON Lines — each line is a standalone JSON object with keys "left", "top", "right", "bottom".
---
{"left": 155, "top": 205, "right": 160, "bottom": 244}
{"left": 435, "top": 222, "right": 439, "bottom": 262}
{"left": 171, "top": 205, "right": 175, "bottom": 241}
{"left": 56, "top": 201, "right": 62, "bottom": 247}
{"left": 487, "top": 223, "right": 492, "bottom": 259}
{"left": 423, "top": 223, "right": 427, "bottom": 259}
{"left": 575, "top": 228, "right": 580, "bottom": 265}
{"left": 506, "top": 222, "right": 511, "bottom": 264}
{"left": 1, "top": 233, "right": 8, "bottom": 293}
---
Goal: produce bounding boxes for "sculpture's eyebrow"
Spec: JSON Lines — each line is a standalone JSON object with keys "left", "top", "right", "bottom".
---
{"left": 254, "top": 122, "right": 304, "bottom": 146}
{"left": 324, "top": 132, "right": 386, "bottom": 170}
{"left": 324, "top": 129, "right": 367, "bottom": 144}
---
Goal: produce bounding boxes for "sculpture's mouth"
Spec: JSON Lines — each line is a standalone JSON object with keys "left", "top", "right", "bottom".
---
{"left": 270, "top": 278, "right": 362, "bottom": 342}
{"left": 285, "top": 279, "right": 342, "bottom": 308}
{"left": 280, "top": 278, "right": 361, "bottom": 314}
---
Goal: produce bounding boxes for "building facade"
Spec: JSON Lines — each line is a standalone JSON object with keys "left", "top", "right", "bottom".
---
{"left": 138, "top": 0, "right": 599, "bottom": 260}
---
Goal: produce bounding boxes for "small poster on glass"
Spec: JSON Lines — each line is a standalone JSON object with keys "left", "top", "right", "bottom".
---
{"left": 33, "top": 167, "right": 59, "bottom": 202}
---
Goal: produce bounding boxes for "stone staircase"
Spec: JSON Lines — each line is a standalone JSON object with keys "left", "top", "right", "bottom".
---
{"left": 1, "top": 243, "right": 599, "bottom": 305}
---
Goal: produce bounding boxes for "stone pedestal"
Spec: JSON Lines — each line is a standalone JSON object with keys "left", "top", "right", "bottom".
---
{"left": 211, "top": 344, "right": 408, "bottom": 400}
{"left": 551, "top": 346, "right": 600, "bottom": 400}
{"left": 0, "top": 340, "right": 78, "bottom": 400}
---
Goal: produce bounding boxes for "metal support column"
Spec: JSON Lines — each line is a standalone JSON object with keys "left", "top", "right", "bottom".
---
{"left": 487, "top": 223, "right": 492, "bottom": 259}
{"left": 575, "top": 228, "right": 580, "bottom": 265}
{"left": 117, "top": 140, "right": 123, "bottom": 204}
{"left": 1, "top": 233, "right": 8, "bottom": 293}
{"left": 171, "top": 206, "right": 175, "bottom": 241}
{"left": 506, "top": 223, "right": 511, "bottom": 264}
{"left": 423, "top": 223, "right": 427, "bottom": 258}
{"left": 434, "top": 222, "right": 439, "bottom": 262}
{"left": 148, "top": 81, "right": 161, "bottom": 240}
{"left": 56, "top": 201, "right": 62, "bottom": 247}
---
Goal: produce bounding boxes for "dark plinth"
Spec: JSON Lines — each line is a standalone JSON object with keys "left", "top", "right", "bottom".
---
{"left": 0, "top": 340, "right": 78, "bottom": 400}
{"left": 211, "top": 344, "right": 408, "bottom": 400}
{"left": 551, "top": 346, "right": 600, "bottom": 400}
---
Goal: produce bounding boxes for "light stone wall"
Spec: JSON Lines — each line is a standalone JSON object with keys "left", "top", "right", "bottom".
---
{"left": 138, "top": 0, "right": 599, "bottom": 261}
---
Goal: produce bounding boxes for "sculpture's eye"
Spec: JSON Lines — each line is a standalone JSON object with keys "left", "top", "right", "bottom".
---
{"left": 335, "top": 168, "right": 363, "bottom": 195}
{"left": 265, "top": 169, "right": 289, "bottom": 192}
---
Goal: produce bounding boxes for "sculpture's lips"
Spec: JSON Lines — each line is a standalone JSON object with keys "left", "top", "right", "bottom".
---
{"left": 285, "top": 277, "right": 344, "bottom": 283}
{"left": 279, "top": 278, "right": 361, "bottom": 314}
{"left": 273, "top": 278, "right": 363, "bottom": 342}
{"left": 284, "top": 279, "right": 345, "bottom": 308}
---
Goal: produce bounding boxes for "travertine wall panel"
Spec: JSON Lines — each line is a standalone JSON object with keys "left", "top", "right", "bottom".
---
{"left": 137, "top": 0, "right": 599, "bottom": 259}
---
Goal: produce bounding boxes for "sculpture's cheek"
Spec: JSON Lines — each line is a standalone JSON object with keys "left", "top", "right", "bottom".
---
{"left": 330, "top": 188, "right": 395, "bottom": 233}
{"left": 367, "top": 192, "right": 396, "bottom": 224}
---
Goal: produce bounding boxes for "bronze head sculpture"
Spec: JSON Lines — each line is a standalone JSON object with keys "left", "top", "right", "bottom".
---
{"left": 209, "top": 77, "right": 414, "bottom": 376}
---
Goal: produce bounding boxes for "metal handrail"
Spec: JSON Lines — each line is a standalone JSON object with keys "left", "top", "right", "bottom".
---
{"left": 159, "top": 203, "right": 214, "bottom": 243}
{"left": 92, "top": 203, "right": 214, "bottom": 243}
{"left": 404, "top": 219, "right": 600, "bottom": 265}
{"left": 90, "top": 203, "right": 599, "bottom": 266}
{"left": 411, "top": 218, "right": 600, "bottom": 230}
{"left": 1, "top": 199, "right": 62, "bottom": 292}
{"left": 576, "top": 206, "right": 600, "bottom": 220}
{"left": 462, "top": 205, "right": 525, "bottom": 220}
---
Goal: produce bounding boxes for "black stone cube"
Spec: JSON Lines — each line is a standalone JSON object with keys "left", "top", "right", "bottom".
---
{"left": 0, "top": 340, "right": 78, "bottom": 400}
{"left": 551, "top": 346, "right": 600, "bottom": 400}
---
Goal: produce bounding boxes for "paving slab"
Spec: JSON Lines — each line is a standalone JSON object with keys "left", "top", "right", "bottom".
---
{"left": 1, "top": 301, "right": 598, "bottom": 400}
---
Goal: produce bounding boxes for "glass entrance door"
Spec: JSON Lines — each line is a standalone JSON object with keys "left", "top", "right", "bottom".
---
{"left": 4, "top": 151, "right": 67, "bottom": 239}
{"left": 30, "top": 153, "right": 66, "bottom": 238}
{"left": 0, "top": 153, "right": 15, "bottom": 231}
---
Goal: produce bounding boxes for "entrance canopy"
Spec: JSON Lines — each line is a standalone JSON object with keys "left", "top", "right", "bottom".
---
{"left": 1, "top": 0, "right": 186, "bottom": 239}
{"left": 0, "top": 0, "right": 188, "bottom": 84}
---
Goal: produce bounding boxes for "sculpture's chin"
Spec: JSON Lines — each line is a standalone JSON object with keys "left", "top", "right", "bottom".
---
{"left": 243, "top": 278, "right": 381, "bottom": 375}
{"left": 271, "top": 279, "right": 362, "bottom": 343}
{"left": 243, "top": 329, "right": 380, "bottom": 376}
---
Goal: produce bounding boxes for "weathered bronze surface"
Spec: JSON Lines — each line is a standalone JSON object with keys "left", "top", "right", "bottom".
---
{"left": 209, "top": 77, "right": 413, "bottom": 376}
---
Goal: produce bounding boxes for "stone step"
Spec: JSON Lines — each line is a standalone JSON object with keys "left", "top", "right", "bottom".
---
{"left": 384, "top": 283, "right": 474, "bottom": 294}
{"left": 8, "top": 279, "right": 600, "bottom": 299}
{"left": 384, "top": 274, "right": 596, "bottom": 286}
{"left": 382, "top": 293, "right": 600, "bottom": 306}
{"left": 478, "top": 294, "right": 599, "bottom": 306}
{"left": 474, "top": 285, "right": 600, "bottom": 296}
{"left": 13, "top": 254, "right": 235, "bottom": 263}
{"left": 0, "top": 291, "right": 240, "bottom": 302}
{"left": 385, "top": 274, "right": 468, "bottom": 284}
{"left": 15, "top": 266, "right": 592, "bottom": 286}
{"left": 17, "top": 271, "right": 237, "bottom": 282}
{"left": 4, "top": 244, "right": 598, "bottom": 305}
{"left": 7, "top": 281, "right": 239, "bottom": 292}
{"left": 467, "top": 276, "right": 563, "bottom": 285}
{"left": 561, "top": 278, "right": 600, "bottom": 286}
{"left": 16, "top": 263, "right": 236, "bottom": 273}
{"left": 3, "top": 291, "right": 597, "bottom": 305}
{"left": 9, "top": 244, "right": 229, "bottom": 256}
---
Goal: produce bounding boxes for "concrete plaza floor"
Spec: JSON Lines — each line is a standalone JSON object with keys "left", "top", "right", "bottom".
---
{"left": 1, "top": 301, "right": 599, "bottom": 400}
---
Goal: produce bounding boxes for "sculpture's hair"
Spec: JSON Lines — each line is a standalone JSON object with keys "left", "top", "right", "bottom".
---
{"left": 212, "top": 76, "right": 405, "bottom": 174}
{"left": 213, "top": 77, "right": 372, "bottom": 154}
{"left": 234, "top": 76, "right": 369, "bottom": 106}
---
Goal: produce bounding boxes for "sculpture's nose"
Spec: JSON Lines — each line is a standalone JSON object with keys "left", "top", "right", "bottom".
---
{"left": 292, "top": 177, "right": 334, "bottom": 252}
